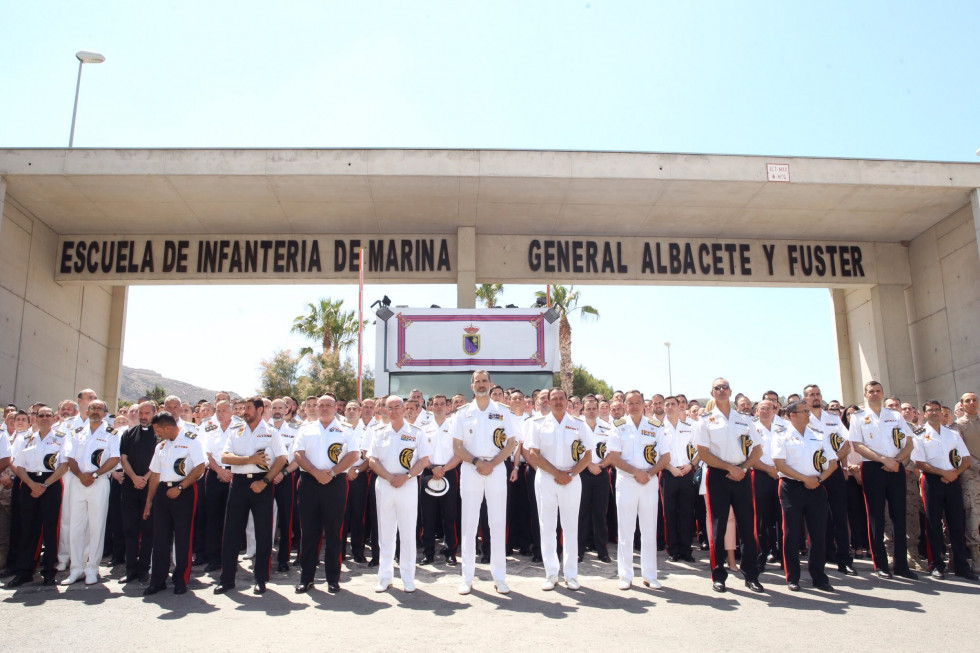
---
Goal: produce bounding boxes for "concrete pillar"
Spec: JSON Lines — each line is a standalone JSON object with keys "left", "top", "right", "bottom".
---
{"left": 103, "top": 286, "right": 128, "bottom": 412}
{"left": 869, "top": 283, "right": 917, "bottom": 401}
{"left": 456, "top": 226, "right": 476, "bottom": 308}
{"left": 972, "top": 188, "right": 980, "bottom": 261}
{"left": 829, "top": 288, "right": 856, "bottom": 404}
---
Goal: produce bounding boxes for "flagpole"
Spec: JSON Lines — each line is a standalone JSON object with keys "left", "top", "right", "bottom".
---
{"left": 357, "top": 247, "right": 364, "bottom": 401}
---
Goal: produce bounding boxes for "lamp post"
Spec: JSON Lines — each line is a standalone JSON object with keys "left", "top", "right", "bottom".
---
{"left": 68, "top": 50, "right": 105, "bottom": 147}
{"left": 664, "top": 341, "right": 672, "bottom": 395}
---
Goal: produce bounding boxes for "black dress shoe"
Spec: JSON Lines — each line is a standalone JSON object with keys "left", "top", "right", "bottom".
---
{"left": 204, "top": 563, "right": 221, "bottom": 573}
{"left": 352, "top": 555, "right": 367, "bottom": 564}
{"left": 295, "top": 582, "right": 314, "bottom": 594}
{"left": 120, "top": 574, "right": 138, "bottom": 584}
{"left": 138, "top": 573, "right": 150, "bottom": 583}
{"left": 192, "top": 556, "right": 206, "bottom": 567}
{"left": 680, "top": 554, "right": 696, "bottom": 563}
{"left": 874, "top": 570, "right": 893, "bottom": 579}
{"left": 578, "top": 554, "right": 584, "bottom": 563}
{"left": 421, "top": 555, "right": 434, "bottom": 565}
{"left": 894, "top": 569, "right": 918, "bottom": 580}
{"left": 4, "top": 575, "right": 30, "bottom": 589}
{"left": 519, "top": 547, "right": 532, "bottom": 556}
{"left": 814, "top": 582, "right": 835, "bottom": 592}
{"left": 712, "top": 581, "right": 726, "bottom": 593}
{"left": 838, "top": 564, "right": 857, "bottom": 576}
{"left": 252, "top": 582, "right": 267, "bottom": 595}
{"left": 481, "top": 554, "right": 491, "bottom": 564}
{"left": 531, "top": 555, "right": 543, "bottom": 563}
{"left": 142, "top": 585, "right": 165, "bottom": 596}
{"left": 955, "top": 570, "right": 979, "bottom": 581}
{"left": 42, "top": 577, "right": 57, "bottom": 586}
{"left": 277, "top": 562, "right": 289, "bottom": 572}
{"left": 787, "top": 582, "right": 800, "bottom": 591}
{"left": 213, "top": 584, "right": 235, "bottom": 595}
{"left": 446, "top": 555, "right": 458, "bottom": 565}
{"left": 666, "top": 555, "right": 679, "bottom": 563}
{"left": 745, "top": 580, "right": 764, "bottom": 593}
{"left": 700, "top": 542, "right": 710, "bottom": 551}
{"left": 174, "top": 586, "right": 187, "bottom": 595}
{"left": 327, "top": 582, "right": 340, "bottom": 593}
{"left": 766, "top": 554, "right": 778, "bottom": 564}
{"left": 367, "top": 559, "right": 379, "bottom": 567}
{"left": 108, "top": 558, "right": 125, "bottom": 567}
{"left": 598, "top": 554, "right": 612, "bottom": 563}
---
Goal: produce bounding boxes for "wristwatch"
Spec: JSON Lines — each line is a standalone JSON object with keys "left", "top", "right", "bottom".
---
{"left": 92, "top": 472, "right": 99, "bottom": 480}
{"left": 176, "top": 485, "right": 184, "bottom": 492}
{"left": 471, "top": 456, "right": 479, "bottom": 465}
{"left": 261, "top": 477, "right": 271, "bottom": 485}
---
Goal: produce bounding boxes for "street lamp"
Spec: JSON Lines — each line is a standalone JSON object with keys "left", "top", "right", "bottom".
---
{"left": 68, "top": 50, "right": 105, "bottom": 147}
{"left": 664, "top": 341, "right": 672, "bottom": 395}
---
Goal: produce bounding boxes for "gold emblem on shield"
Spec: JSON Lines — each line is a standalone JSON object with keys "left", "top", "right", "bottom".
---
{"left": 399, "top": 448, "right": 414, "bottom": 470}
{"left": 571, "top": 439, "right": 585, "bottom": 462}
{"left": 328, "top": 442, "right": 343, "bottom": 464}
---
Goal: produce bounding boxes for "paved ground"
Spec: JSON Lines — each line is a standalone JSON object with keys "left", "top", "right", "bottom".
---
{"left": 2, "top": 550, "right": 978, "bottom": 652}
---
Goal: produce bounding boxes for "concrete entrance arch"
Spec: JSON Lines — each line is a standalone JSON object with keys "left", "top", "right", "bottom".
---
{"left": 1, "top": 148, "right": 978, "bottom": 409}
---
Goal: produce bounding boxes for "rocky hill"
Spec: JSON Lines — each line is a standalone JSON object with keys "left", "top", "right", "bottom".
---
{"left": 120, "top": 365, "right": 240, "bottom": 403}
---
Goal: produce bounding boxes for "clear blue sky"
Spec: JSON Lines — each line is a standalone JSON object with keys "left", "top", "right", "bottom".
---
{"left": 4, "top": 1, "right": 979, "bottom": 401}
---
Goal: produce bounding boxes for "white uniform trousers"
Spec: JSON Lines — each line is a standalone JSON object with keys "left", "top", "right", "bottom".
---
{"left": 375, "top": 477, "right": 418, "bottom": 584}
{"left": 245, "top": 502, "right": 277, "bottom": 558}
{"left": 459, "top": 463, "right": 507, "bottom": 584}
{"left": 535, "top": 471, "right": 581, "bottom": 580}
{"left": 57, "top": 472, "right": 75, "bottom": 567}
{"left": 616, "top": 473, "right": 660, "bottom": 582}
{"left": 67, "top": 475, "right": 110, "bottom": 575}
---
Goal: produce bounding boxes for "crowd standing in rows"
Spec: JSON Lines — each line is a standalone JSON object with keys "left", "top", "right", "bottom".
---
{"left": 0, "top": 373, "right": 977, "bottom": 598}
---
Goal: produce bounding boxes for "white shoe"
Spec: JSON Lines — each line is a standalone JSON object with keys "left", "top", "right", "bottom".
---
{"left": 84, "top": 571, "right": 98, "bottom": 585}
{"left": 618, "top": 578, "right": 631, "bottom": 591}
{"left": 374, "top": 580, "right": 391, "bottom": 593}
{"left": 403, "top": 580, "right": 416, "bottom": 593}
{"left": 55, "top": 563, "right": 67, "bottom": 572}
{"left": 541, "top": 576, "right": 558, "bottom": 591}
{"left": 642, "top": 578, "right": 662, "bottom": 589}
{"left": 566, "top": 578, "right": 581, "bottom": 591}
{"left": 494, "top": 580, "right": 510, "bottom": 594}
{"left": 458, "top": 582, "right": 472, "bottom": 595}
{"left": 62, "top": 572, "right": 82, "bottom": 586}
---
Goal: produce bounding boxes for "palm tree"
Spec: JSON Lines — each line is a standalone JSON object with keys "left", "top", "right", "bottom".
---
{"left": 535, "top": 285, "right": 599, "bottom": 395}
{"left": 475, "top": 283, "right": 504, "bottom": 308}
{"left": 291, "top": 298, "right": 360, "bottom": 359}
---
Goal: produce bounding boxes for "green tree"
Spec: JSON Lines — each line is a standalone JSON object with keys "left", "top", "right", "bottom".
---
{"left": 536, "top": 285, "right": 599, "bottom": 395}
{"left": 297, "top": 351, "right": 375, "bottom": 401}
{"left": 290, "top": 298, "right": 361, "bottom": 359}
{"left": 144, "top": 384, "right": 167, "bottom": 404}
{"left": 258, "top": 349, "right": 302, "bottom": 398}
{"left": 475, "top": 283, "right": 504, "bottom": 308}
{"left": 556, "top": 364, "right": 613, "bottom": 398}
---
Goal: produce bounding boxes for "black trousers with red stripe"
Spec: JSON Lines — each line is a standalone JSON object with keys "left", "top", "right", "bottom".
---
{"left": 150, "top": 482, "right": 196, "bottom": 590}
{"left": 297, "top": 472, "right": 349, "bottom": 584}
{"left": 752, "top": 470, "right": 780, "bottom": 568}
{"left": 661, "top": 468, "right": 696, "bottom": 558}
{"left": 421, "top": 468, "right": 460, "bottom": 557}
{"left": 273, "top": 471, "right": 296, "bottom": 566}
{"left": 779, "top": 478, "right": 828, "bottom": 586}
{"left": 705, "top": 467, "right": 758, "bottom": 583}
{"left": 344, "top": 470, "right": 370, "bottom": 559}
{"left": 861, "top": 461, "right": 909, "bottom": 573}
{"left": 12, "top": 473, "right": 62, "bottom": 581}
{"left": 579, "top": 467, "right": 611, "bottom": 557}
{"left": 921, "top": 473, "right": 970, "bottom": 574}
{"left": 220, "top": 475, "right": 274, "bottom": 587}
{"left": 823, "top": 466, "right": 852, "bottom": 566}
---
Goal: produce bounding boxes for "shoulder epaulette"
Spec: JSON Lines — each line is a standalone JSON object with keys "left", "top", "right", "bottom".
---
{"left": 912, "top": 425, "right": 926, "bottom": 436}
{"left": 339, "top": 417, "right": 353, "bottom": 428}
{"left": 184, "top": 430, "right": 197, "bottom": 440}
{"left": 573, "top": 414, "right": 585, "bottom": 421}
{"left": 752, "top": 416, "right": 760, "bottom": 422}
{"left": 204, "top": 423, "right": 217, "bottom": 432}
{"left": 809, "top": 425, "right": 823, "bottom": 435}
{"left": 679, "top": 419, "right": 691, "bottom": 427}
{"left": 613, "top": 418, "right": 626, "bottom": 427}
{"left": 52, "top": 429, "right": 66, "bottom": 438}
{"left": 105, "top": 426, "right": 116, "bottom": 435}
{"left": 646, "top": 417, "right": 663, "bottom": 428}
{"left": 74, "top": 426, "right": 85, "bottom": 433}
{"left": 530, "top": 414, "right": 545, "bottom": 422}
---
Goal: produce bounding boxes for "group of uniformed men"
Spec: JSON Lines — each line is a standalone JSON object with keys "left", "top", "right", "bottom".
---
{"left": 1, "top": 373, "right": 978, "bottom": 598}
